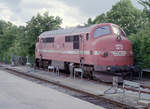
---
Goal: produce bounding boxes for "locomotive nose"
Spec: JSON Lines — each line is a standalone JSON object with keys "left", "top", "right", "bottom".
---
{"left": 97, "top": 36, "right": 133, "bottom": 66}
{"left": 112, "top": 37, "right": 133, "bottom": 65}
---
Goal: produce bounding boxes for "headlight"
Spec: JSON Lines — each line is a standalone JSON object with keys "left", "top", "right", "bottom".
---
{"left": 117, "top": 36, "right": 121, "bottom": 41}
{"left": 104, "top": 52, "right": 108, "bottom": 57}
{"left": 101, "top": 52, "right": 108, "bottom": 57}
{"left": 107, "top": 66, "right": 111, "bottom": 71}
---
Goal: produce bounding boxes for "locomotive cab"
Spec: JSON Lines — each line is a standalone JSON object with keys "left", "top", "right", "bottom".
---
{"left": 91, "top": 24, "right": 133, "bottom": 73}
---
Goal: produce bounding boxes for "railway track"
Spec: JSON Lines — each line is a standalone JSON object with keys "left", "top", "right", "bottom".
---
{"left": 0, "top": 65, "right": 145, "bottom": 109}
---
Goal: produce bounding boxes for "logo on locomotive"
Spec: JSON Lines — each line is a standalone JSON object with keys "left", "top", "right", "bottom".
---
{"left": 115, "top": 44, "right": 123, "bottom": 50}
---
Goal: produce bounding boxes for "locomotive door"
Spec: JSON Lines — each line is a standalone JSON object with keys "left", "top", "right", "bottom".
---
{"left": 37, "top": 38, "right": 43, "bottom": 68}
{"left": 73, "top": 35, "right": 79, "bottom": 49}
{"left": 79, "top": 34, "right": 84, "bottom": 59}
{"left": 79, "top": 34, "right": 85, "bottom": 65}
{"left": 73, "top": 35, "right": 84, "bottom": 63}
{"left": 39, "top": 38, "right": 43, "bottom": 59}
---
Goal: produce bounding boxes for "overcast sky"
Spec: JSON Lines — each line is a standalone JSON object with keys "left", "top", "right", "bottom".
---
{"left": 0, "top": 0, "right": 143, "bottom": 27}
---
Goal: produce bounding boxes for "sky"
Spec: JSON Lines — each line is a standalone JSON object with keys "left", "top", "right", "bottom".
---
{"left": 0, "top": 0, "right": 143, "bottom": 28}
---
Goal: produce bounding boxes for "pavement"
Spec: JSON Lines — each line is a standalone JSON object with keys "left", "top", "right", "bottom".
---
{"left": 1, "top": 64, "right": 150, "bottom": 108}
{"left": 0, "top": 69, "right": 105, "bottom": 109}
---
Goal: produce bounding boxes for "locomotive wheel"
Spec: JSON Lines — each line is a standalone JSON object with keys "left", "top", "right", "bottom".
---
{"left": 89, "top": 71, "right": 94, "bottom": 79}
{"left": 35, "top": 59, "right": 40, "bottom": 69}
{"left": 64, "top": 62, "right": 70, "bottom": 74}
{"left": 43, "top": 60, "right": 47, "bottom": 70}
{"left": 82, "top": 65, "right": 94, "bottom": 79}
{"left": 83, "top": 70, "right": 94, "bottom": 79}
{"left": 39, "top": 60, "right": 43, "bottom": 69}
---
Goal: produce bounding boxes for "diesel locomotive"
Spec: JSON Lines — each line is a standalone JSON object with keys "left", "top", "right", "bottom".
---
{"left": 35, "top": 23, "right": 134, "bottom": 77}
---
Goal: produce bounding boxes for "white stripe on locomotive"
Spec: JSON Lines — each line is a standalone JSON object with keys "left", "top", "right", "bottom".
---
{"left": 38, "top": 49, "right": 128, "bottom": 56}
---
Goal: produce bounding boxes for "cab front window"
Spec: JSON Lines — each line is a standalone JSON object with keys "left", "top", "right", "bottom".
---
{"left": 112, "top": 25, "right": 126, "bottom": 37}
{"left": 93, "top": 25, "right": 111, "bottom": 38}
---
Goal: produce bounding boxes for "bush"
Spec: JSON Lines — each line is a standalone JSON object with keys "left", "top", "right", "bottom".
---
{"left": 129, "top": 27, "right": 150, "bottom": 68}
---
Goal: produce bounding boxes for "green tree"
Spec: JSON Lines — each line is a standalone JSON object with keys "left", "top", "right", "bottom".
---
{"left": 0, "top": 12, "right": 62, "bottom": 63}
{"left": 107, "top": 0, "right": 144, "bottom": 35}
{"left": 93, "top": 13, "right": 108, "bottom": 24}
{"left": 87, "top": 0, "right": 144, "bottom": 36}
{"left": 86, "top": 18, "right": 93, "bottom": 26}
{"left": 8, "top": 26, "right": 27, "bottom": 57}
{"left": 24, "top": 12, "right": 62, "bottom": 56}
{"left": 138, "top": 0, "right": 150, "bottom": 18}
{"left": 0, "top": 21, "right": 18, "bottom": 59}
{"left": 0, "top": 20, "right": 22, "bottom": 63}
{"left": 0, "top": 20, "right": 7, "bottom": 35}
{"left": 127, "top": 0, "right": 150, "bottom": 68}
{"left": 129, "top": 26, "right": 150, "bottom": 68}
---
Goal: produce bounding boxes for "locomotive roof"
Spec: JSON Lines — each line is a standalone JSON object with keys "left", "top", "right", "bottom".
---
{"left": 40, "top": 24, "right": 98, "bottom": 37}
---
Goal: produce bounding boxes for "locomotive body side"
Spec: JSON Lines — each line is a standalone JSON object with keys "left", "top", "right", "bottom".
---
{"left": 35, "top": 23, "right": 134, "bottom": 73}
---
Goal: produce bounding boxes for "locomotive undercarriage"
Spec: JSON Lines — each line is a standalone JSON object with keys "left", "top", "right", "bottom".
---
{"left": 35, "top": 58, "right": 94, "bottom": 78}
{"left": 35, "top": 58, "right": 138, "bottom": 82}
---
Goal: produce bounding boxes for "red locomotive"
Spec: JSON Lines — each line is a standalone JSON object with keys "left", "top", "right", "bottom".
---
{"left": 35, "top": 23, "right": 134, "bottom": 78}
